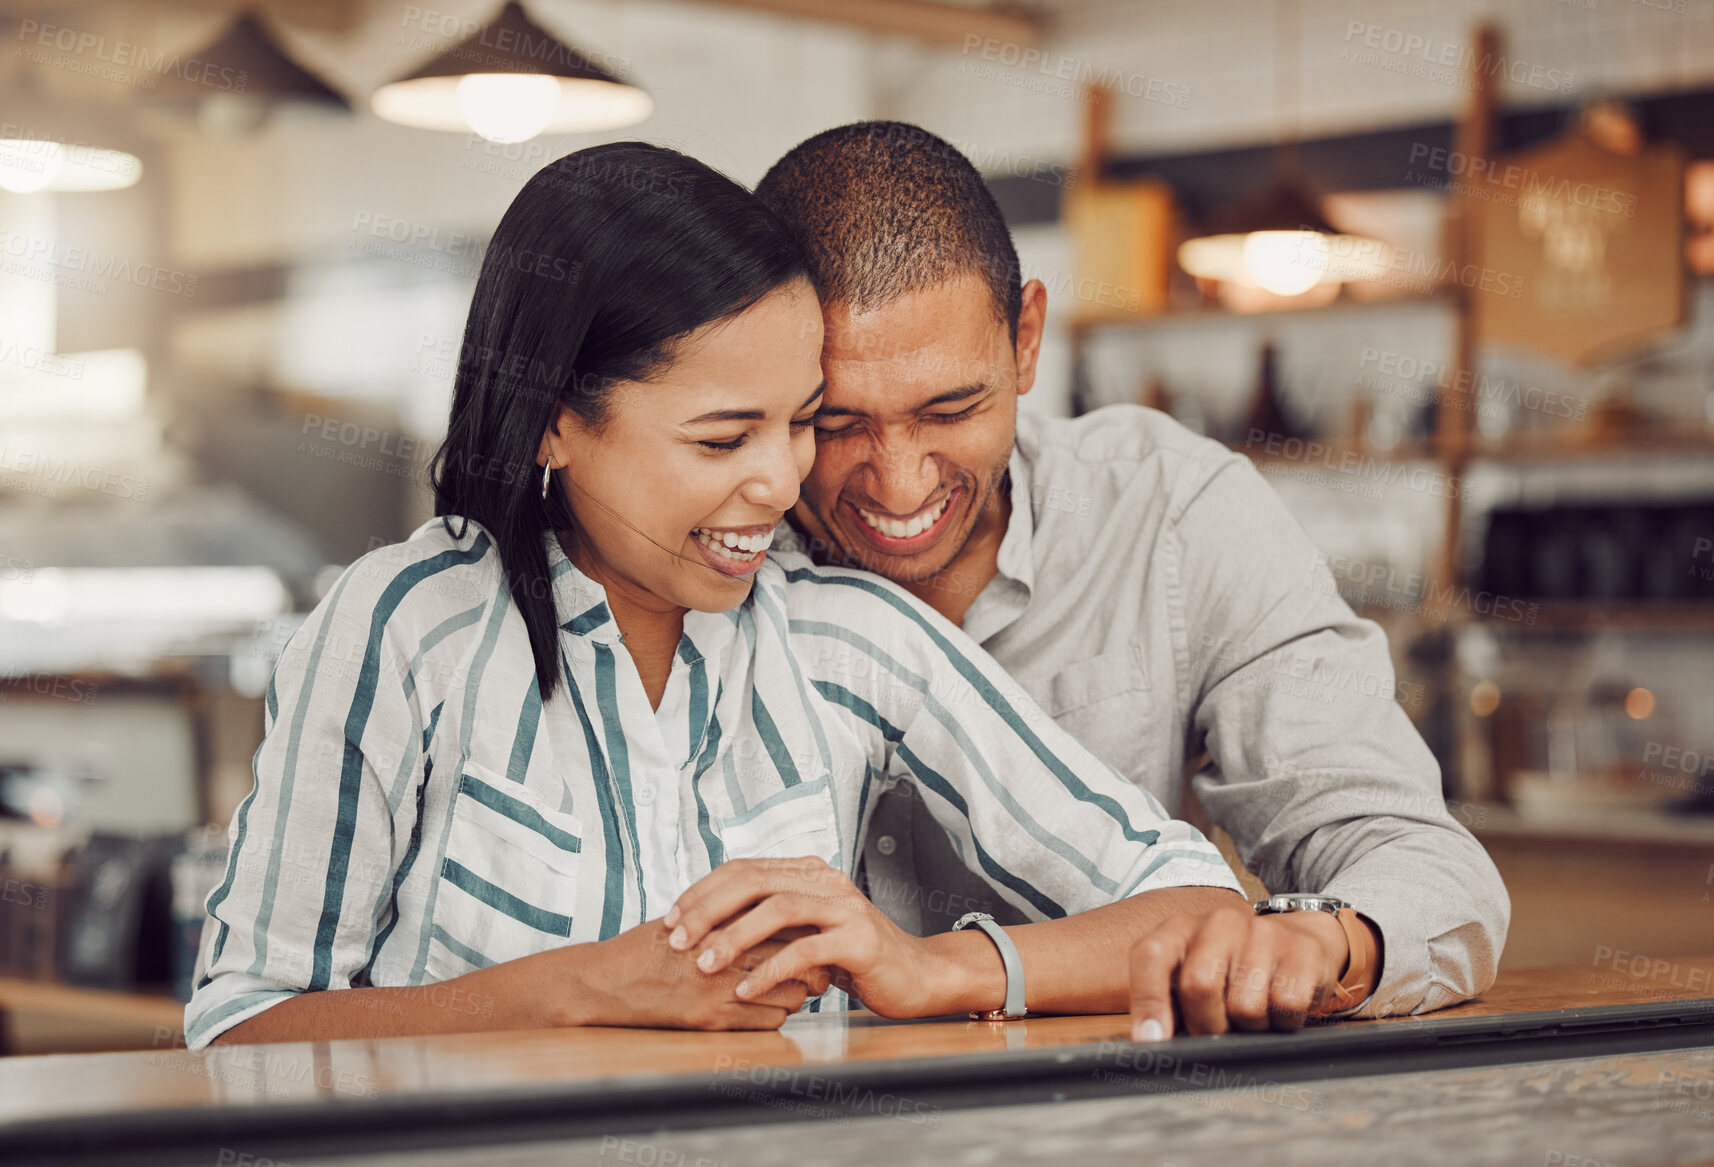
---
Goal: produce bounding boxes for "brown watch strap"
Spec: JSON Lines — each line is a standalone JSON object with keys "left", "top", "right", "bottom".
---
{"left": 1310, "top": 907, "right": 1378, "bottom": 1018}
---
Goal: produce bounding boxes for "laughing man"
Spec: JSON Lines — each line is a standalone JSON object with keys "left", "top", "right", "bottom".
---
{"left": 756, "top": 121, "right": 1508, "bottom": 1037}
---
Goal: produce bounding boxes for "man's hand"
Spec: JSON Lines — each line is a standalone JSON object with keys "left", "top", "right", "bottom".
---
{"left": 1128, "top": 905, "right": 1371, "bottom": 1039}
{"left": 663, "top": 857, "right": 944, "bottom": 1018}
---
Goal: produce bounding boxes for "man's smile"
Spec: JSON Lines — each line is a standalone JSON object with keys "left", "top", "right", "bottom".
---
{"left": 839, "top": 487, "right": 963, "bottom": 556}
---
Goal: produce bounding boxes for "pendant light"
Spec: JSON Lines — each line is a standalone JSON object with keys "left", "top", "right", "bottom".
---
{"left": 371, "top": 1, "right": 651, "bottom": 144}
{"left": 1176, "top": 0, "right": 1386, "bottom": 302}
{"left": 151, "top": 10, "right": 351, "bottom": 134}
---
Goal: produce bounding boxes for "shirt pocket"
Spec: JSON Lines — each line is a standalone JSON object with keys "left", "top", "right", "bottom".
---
{"left": 716, "top": 776, "right": 842, "bottom": 868}
{"left": 426, "top": 760, "right": 584, "bottom": 978}
{"left": 1039, "top": 644, "right": 1150, "bottom": 716}
{"left": 1030, "top": 645, "right": 1158, "bottom": 787}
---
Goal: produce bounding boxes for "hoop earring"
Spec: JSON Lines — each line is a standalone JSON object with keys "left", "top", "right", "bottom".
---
{"left": 540, "top": 456, "right": 555, "bottom": 500}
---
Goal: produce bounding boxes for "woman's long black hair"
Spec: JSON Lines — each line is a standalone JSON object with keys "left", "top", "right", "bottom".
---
{"left": 428, "top": 143, "right": 809, "bottom": 700}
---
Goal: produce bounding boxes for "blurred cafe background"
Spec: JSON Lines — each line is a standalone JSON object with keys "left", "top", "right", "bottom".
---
{"left": 0, "top": 0, "right": 1711, "bottom": 1054}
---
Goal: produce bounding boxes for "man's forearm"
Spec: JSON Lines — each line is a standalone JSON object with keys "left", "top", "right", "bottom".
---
{"left": 917, "top": 886, "right": 1248, "bottom": 1017}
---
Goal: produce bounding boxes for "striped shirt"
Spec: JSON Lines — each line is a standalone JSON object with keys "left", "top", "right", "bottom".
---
{"left": 186, "top": 516, "right": 1241, "bottom": 1049}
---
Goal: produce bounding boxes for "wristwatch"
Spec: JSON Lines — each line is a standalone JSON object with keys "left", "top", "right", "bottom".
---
{"left": 951, "top": 911, "right": 1027, "bottom": 1020}
{"left": 1253, "top": 893, "right": 1378, "bottom": 1017}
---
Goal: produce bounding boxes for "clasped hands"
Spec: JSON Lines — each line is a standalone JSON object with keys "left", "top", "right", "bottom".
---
{"left": 630, "top": 856, "right": 1365, "bottom": 1037}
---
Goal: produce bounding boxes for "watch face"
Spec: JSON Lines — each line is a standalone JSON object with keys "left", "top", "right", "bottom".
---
{"left": 1258, "top": 893, "right": 1349, "bottom": 914}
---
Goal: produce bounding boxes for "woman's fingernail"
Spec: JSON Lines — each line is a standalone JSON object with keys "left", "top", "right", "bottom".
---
{"left": 697, "top": 948, "right": 719, "bottom": 972}
{"left": 664, "top": 905, "right": 680, "bottom": 928}
{"left": 669, "top": 926, "right": 688, "bottom": 950}
{"left": 735, "top": 980, "right": 752, "bottom": 998}
{"left": 1133, "top": 1018, "right": 1166, "bottom": 1042}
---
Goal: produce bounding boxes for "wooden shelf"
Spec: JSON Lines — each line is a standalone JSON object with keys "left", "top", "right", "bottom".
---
{"left": 1472, "top": 602, "right": 1714, "bottom": 631}
{"left": 1233, "top": 437, "right": 1440, "bottom": 469}
{"left": 1462, "top": 426, "right": 1714, "bottom": 464}
{"left": 1469, "top": 803, "right": 1714, "bottom": 846}
{"left": 1067, "top": 291, "right": 1452, "bottom": 334}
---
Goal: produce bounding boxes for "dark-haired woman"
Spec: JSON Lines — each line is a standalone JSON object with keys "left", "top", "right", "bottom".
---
{"left": 187, "top": 144, "right": 1245, "bottom": 1050}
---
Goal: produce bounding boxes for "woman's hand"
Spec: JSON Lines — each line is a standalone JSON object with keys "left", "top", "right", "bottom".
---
{"left": 525, "top": 917, "right": 830, "bottom": 1031}
{"left": 663, "top": 857, "right": 942, "bottom": 1018}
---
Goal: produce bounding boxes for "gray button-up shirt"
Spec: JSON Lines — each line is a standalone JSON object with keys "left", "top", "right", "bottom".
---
{"left": 781, "top": 404, "right": 1509, "bottom": 1018}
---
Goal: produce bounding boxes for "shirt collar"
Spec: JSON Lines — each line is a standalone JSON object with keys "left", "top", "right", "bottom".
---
{"left": 993, "top": 441, "right": 1036, "bottom": 596}
{"left": 544, "top": 530, "right": 619, "bottom": 642}
{"left": 542, "top": 528, "right": 744, "bottom": 663}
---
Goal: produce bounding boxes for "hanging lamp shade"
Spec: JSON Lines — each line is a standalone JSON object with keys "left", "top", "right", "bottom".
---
{"left": 371, "top": 1, "right": 651, "bottom": 143}
{"left": 1177, "top": 178, "right": 1390, "bottom": 297}
{"left": 153, "top": 10, "right": 350, "bottom": 117}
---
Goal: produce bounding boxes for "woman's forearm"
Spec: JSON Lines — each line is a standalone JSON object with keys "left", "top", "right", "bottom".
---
{"left": 915, "top": 886, "right": 1249, "bottom": 1017}
{"left": 210, "top": 960, "right": 542, "bottom": 1046}
{"left": 210, "top": 920, "right": 813, "bottom": 1046}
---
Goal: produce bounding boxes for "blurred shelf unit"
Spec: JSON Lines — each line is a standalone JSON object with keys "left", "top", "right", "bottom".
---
{"left": 1050, "top": 72, "right": 1714, "bottom": 842}
{"left": 1471, "top": 602, "right": 1714, "bottom": 632}
{"left": 1065, "top": 291, "right": 1455, "bottom": 335}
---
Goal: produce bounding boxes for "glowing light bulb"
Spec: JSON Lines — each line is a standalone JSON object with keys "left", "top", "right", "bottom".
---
{"left": 456, "top": 73, "right": 561, "bottom": 143}
{"left": 1242, "top": 230, "right": 1329, "bottom": 296}
{"left": 0, "top": 139, "right": 65, "bottom": 194}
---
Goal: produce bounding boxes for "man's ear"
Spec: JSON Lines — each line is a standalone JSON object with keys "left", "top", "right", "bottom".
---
{"left": 1012, "top": 279, "right": 1048, "bottom": 398}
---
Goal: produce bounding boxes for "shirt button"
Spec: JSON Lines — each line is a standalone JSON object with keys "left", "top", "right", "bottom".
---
{"left": 636, "top": 786, "right": 657, "bottom": 806}
{"left": 876, "top": 835, "right": 897, "bottom": 856}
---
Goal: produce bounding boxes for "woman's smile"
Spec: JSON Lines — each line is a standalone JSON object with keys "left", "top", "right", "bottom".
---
{"left": 690, "top": 523, "right": 777, "bottom": 576}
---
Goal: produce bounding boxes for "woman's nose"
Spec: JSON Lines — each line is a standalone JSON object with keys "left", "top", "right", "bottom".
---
{"left": 742, "top": 438, "right": 802, "bottom": 511}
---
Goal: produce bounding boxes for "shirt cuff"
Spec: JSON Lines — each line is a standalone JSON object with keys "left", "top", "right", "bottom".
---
{"left": 183, "top": 976, "right": 301, "bottom": 1051}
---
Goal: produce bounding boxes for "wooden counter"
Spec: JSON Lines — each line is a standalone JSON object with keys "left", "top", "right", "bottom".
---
{"left": 1, "top": 955, "right": 1710, "bottom": 1166}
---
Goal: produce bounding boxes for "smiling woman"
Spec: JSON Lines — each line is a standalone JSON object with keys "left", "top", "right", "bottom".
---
{"left": 184, "top": 143, "right": 1250, "bottom": 1053}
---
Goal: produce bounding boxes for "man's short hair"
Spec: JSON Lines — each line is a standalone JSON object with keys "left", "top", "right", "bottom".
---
{"left": 755, "top": 121, "right": 1022, "bottom": 342}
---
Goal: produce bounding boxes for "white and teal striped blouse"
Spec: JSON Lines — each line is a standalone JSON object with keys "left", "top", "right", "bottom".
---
{"left": 186, "top": 516, "right": 1240, "bottom": 1049}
